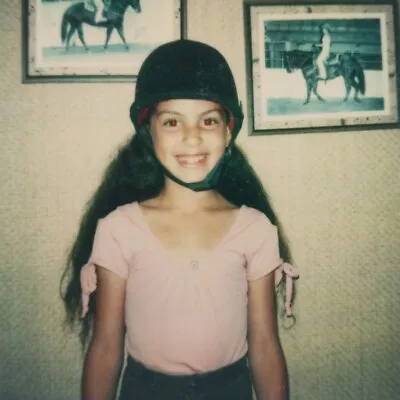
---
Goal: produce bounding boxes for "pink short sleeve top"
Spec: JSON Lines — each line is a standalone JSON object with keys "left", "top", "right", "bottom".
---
{"left": 88, "top": 202, "right": 282, "bottom": 374}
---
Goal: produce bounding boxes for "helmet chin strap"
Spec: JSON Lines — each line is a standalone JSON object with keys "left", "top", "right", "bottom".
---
{"left": 138, "top": 126, "right": 232, "bottom": 192}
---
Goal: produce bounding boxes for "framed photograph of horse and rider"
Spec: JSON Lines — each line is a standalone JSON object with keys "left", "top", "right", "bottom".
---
{"left": 244, "top": 0, "right": 400, "bottom": 134}
{"left": 22, "top": 0, "right": 187, "bottom": 82}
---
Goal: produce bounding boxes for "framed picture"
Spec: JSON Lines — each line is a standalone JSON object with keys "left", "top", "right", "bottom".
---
{"left": 243, "top": 0, "right": 400, "bottom": 135}
{"left": 22, "top": 0, "right": 187, "bottom": 83}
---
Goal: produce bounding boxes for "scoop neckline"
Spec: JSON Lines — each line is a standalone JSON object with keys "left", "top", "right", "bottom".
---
{"left": 134, "top": 202, "right": 246, "bottom": 263}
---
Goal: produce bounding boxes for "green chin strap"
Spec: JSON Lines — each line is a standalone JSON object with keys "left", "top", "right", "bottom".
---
{"left": 138, "top": 127, "right": 232, "bottom": 192}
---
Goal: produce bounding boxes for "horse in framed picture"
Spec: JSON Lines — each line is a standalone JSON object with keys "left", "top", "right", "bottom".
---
{"left": 283, "top": 48, "right": 365, "bottom": 105}
{"left": 61, "top": 0, "right": 142, "bottom": 51}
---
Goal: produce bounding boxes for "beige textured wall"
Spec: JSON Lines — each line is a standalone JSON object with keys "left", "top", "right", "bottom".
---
{"left": 1, "top": 1, "right": 400, "bottom": 399}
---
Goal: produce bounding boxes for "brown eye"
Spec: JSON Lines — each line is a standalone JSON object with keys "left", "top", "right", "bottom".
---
{"left": 164, "top": 119, "right": 178, "bottom": 127}
{"left": 204, "top": 118, "right": 217, "bottom": 126}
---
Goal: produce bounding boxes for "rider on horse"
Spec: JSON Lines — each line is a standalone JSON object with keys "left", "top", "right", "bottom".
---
{"left": 316, "top": 23, "right": 331, "bottom": 81}
{"left": 84, "top": 0, "right": 110, "bottom": 23}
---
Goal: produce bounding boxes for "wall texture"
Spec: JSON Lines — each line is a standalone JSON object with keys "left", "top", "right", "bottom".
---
{"left": 1, "top": 1, "right": 400, "bottom": 399}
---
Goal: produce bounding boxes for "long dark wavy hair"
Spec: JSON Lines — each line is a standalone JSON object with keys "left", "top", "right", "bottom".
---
{"left": 60, "top": 133, "right": 293, "bottom": 348}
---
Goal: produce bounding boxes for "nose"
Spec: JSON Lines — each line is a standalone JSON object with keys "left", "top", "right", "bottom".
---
{"left": 182, "top": 125, "right": 202, "bottom": 145}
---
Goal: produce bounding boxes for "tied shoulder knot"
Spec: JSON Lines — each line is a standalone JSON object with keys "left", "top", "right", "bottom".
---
{"left": 80, "top": 263, "right": 97, "bottom": 318}
{"left": 275, "top": 262, "right": 299, "bottom": 318}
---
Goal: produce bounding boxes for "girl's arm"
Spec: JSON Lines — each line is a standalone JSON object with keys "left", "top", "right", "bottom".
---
{"left": 247, "top": 272, "right": 288, "bottom": 400}
{"left": 82, "top": 266, "right": 126, "bottom": 400}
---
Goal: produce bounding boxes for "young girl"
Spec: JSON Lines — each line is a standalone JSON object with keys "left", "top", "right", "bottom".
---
{"left": 61, "top": 39, "right": 298, "bottom": 400}
{"left": 316, "top": 23, "right": 332, "bottom": 80}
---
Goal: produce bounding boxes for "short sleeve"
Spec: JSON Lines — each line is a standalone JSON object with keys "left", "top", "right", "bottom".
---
{"left": 246, "top": 216, "right": 282, "bottom": 281}
{"left": 88, "top": 218, "right": 129, "bottom": 280}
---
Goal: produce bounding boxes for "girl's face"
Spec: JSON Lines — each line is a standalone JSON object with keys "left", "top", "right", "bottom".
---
{"left": 149, "top": 99, "right": 230, "bottom": 184}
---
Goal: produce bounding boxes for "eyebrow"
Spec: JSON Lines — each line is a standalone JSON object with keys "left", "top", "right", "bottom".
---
{"left": 155, "top": 107, "right": 223, "bottom": 118}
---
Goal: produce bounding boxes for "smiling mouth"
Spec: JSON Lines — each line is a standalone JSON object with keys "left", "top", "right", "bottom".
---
{"left": 175, "top": 154, "right": 207, "bottom": 168}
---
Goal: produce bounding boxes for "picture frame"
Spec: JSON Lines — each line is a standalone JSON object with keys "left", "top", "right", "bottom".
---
{"left": 243, "top": 0, "right": 400, "bottom": 135}
{"left": 22, "top": 0, "right": 187, "bottom": 83}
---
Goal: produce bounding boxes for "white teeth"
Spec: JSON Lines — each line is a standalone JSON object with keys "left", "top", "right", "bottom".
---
{"left": 177, "top": 155, "right": 205, "bottom": 164}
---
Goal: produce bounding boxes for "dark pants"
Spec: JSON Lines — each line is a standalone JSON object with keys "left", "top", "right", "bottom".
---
{"left": 118, "top": 355, "right": 253, "bottom": 400}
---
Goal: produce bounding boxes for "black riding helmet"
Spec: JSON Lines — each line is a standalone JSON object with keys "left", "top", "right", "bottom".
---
{"left": 130, "top": 39, "right": 244, "bottom": 191}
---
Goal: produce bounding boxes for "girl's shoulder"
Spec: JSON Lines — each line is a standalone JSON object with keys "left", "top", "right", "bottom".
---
{"left": 236, "top": 205, "right": 276, "bottom": 234}
{"left": 241, "top": 205, "right": 273, "bottom": 222}
{"left": 100, "top": 201, "right": 141, "bottom": 226}
{"left": 232, "top": 206, "right": 278, "bottom": 256}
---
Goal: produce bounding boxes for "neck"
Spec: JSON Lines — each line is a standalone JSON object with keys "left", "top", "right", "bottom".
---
{"left": 157, "top": 178, "right": 223, "bottom": 213}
